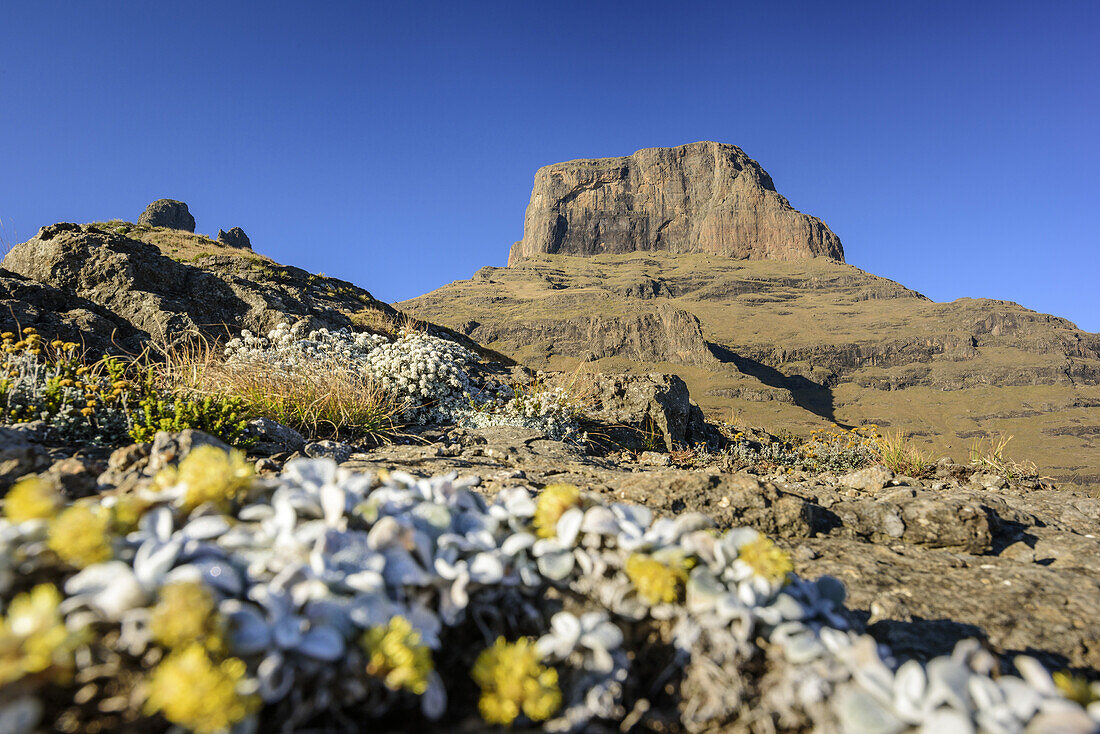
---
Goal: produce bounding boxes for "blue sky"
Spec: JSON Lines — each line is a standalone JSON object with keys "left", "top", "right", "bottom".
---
{"left": 1, "top": 1, "right": 1097, "bottom": 331}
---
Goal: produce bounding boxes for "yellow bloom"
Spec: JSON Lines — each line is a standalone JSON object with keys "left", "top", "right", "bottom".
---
{"left": 737, "top": 535, "right": 793, "bottom": 585}
{"left": 532, "top": 483, "right": 581, "bottom": 539}
{"left": 625, "top": 553, "right": 688, "bottom": 605}
{"left": 21, "top": 327, "right": 36, "bottom": 335}
{"left": 150, "top": 582, "right": 226, "bottom": 653}
{"left": 4, "top": 476, "right": 62, "bottom": 523}
{"left": 107, "top": 493, "right": 151, "bottom": 533}
{"left": 0, "top": 584, "right": 86, "bottom": 686}
{"left": 156, "top": 445, "right": 254, "bottom": 512}
{"left": 145, "top": 644, "right": 258, "bottom": 734}
{"left": 1054, "top": 671, "right": 1100, "bottom": 707}
{"left": 48, "top": 503, "right": 113, "bottom": 568}
{"left": 471, "top": 637, "right": 560, "bottom": 726}
{"left": 361, "top": 615, "right": 433, "bottom": 694}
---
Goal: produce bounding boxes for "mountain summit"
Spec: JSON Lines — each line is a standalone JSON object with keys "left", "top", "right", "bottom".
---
{"left": 508, "top": 141, "right": 844, "bottom": 265}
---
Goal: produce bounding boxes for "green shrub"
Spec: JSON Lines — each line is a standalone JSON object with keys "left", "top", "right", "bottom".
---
{"left": 129, "top": 393, "right": 253, "bottom": 446}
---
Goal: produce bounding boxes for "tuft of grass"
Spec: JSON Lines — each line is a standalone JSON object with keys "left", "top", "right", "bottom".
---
{"left": 157, "top": 335, "right": 403, "bottom": 440}
{"left": 969, "top": 433, "right": 1038, "bottom": 481}
{"left": 873, "top": 429, "right": 933, "bottom": 476}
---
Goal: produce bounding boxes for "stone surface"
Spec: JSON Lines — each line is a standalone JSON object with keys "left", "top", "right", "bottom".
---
{"left": 246, "top": 417, "right": 306, "bottom": 454}
{"left": 508, "top": 141, "right": 844, "bottom": 264}
{"left": 0, "top": 266, "right": 140, "bottom": 355}
{"left": 147, "top": 429, "right": 231, "bottom": 475}
{"left": 586, "top": 372, "right": 711, "bottom": 450}
{"left": 0, "top": 427, "right": 51, "bottom": 491}
{"left": 137, "top": 199, "right": 195, "bottom": 231}
{"left": 217, "top": 226, "right": 252, "bottom": 249}
{"left": 840, "top": 464, "right": 894, "bottom": 492}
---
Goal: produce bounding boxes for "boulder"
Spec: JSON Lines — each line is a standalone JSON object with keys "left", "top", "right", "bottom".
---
{"left": 587, "top": 372, "right": 710, "bottom": 450}
{"left": 508, "top": 141, "right": 844, "bottom": 264}
{"left": 217, "top": 227, "right": 252, "bottom": 249}
{"left": 0, "top": 427, "right": 51, "bottom": 492}
{"left": 138, "top": 199, "right": 195, "bottom": 231}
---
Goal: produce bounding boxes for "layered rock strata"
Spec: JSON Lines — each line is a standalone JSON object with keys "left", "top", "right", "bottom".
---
{"left": 508, "top": 141, "right": 844, "bottom": 264}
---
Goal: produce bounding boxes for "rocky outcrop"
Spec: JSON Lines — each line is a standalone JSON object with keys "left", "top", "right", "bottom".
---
{"left": 0, "top": 265, "right": 141, "bottom": 353}
{"left": 508, "top": 141, "right": 843, "bottom": 264}
{"left": 587, "top": 373, "right": 711, "bottom": 450}
{"left": 1, "top": 223, "right": 398, "bottom": 348}
{"left": 217, "top": 226, "right": 252, "bottom": 249}
{"left": 137, "top": 199, "right": 195, "bottom": 231}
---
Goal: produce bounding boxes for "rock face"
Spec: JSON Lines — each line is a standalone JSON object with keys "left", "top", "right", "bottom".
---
{"left": 508, "top": 141, "right": 844, "bottom": 265}
{"left": 217, "top": 227, "right": 252, "bottom": 249}
{"left": 137, "top": 199, "right": 196, "bottom": 231}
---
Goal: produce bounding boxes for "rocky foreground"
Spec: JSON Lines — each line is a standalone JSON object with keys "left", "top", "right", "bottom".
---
{"left": 4, "top": 418, "right": 1100, "bottom": 733}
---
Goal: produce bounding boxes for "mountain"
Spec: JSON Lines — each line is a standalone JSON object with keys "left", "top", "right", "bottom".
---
{"left": 509, "top": 141, "right": 843, "bottom": 264}
{"left": 0, "top": 220, "right": 498, "bottom": 360}
{"left": 403, "top": 145, "right": 1100, "bottom": 488}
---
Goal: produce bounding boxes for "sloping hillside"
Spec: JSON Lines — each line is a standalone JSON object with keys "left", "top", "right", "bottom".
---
{"left": 401, "top": 252, "right": 1100, "bottom": 487}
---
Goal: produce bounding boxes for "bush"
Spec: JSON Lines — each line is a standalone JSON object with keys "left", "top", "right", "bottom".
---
{"left": 0, "top": 329, "right": 254, "bottom": 448}
{"left": 0, "top": 455, "right": 1089, "bottom": 733}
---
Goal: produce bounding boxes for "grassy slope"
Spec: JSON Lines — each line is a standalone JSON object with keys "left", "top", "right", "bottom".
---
{"left": 401, "top": 253, "right": 1100, "bottom": 488}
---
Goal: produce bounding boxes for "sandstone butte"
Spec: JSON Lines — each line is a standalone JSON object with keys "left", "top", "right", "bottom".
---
{"left": 508, "top": 140, "right": 844, "bottom": 265}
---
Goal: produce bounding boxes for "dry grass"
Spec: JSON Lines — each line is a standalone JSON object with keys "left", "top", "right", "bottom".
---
{"left": 873, "top": 429, "right": 933, "bottom": 476}
{"left": 969, "top": 434, "right": 1038, "bottom": 480}
{"left": 155, "top": 336, "right": 403, "bottom": 440}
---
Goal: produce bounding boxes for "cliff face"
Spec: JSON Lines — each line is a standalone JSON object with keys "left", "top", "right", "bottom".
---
{"left": 508, "top": 141, "right": 844, "bottom": 264}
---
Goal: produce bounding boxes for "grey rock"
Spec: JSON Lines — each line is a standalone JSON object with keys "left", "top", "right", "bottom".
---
{"left": 138, "top": 199, "right": 195, "bottom": 231}
{"left": 147, "top": 430, "right": 231, "bottom": 475}
{"left": 216, "top": 227, "right": 252, "bottom": 249}
{"left": 246, "top": 417, "right": 306, "bottom": 454}
{"left": 840, "top": 464, "right": 894, "bottom": 492}
{"left": 304, "top": 440, "right": 353, "bottom": 463}
{"left": 0, "top": 426, "right": 51, "bottom": 492}
{"left": 587, "top": 372, "right": 710, "bottom": 451}
{"left": 44, "top": 456, "right": 105, "bottom": 499}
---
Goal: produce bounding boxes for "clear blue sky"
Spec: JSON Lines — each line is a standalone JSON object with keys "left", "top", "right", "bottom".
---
{"left": 1, "top": 1, "right": 1097, "bottom": 331}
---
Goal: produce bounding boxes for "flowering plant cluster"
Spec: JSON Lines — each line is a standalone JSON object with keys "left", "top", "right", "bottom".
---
{"left": 0, "top": 448, "right": 1095, "bottom": 733}
{"left": 224, "top": 322, "right": 584, "bottom": 437}
{"left": 0, "top": 329, "right": 133, "bottom": 443}
{"left": 0, "top": 331, "right": 252, "bottom": 447}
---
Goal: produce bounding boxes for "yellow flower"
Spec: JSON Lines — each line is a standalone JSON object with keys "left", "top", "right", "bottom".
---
{"left": 21, "top": 327, "right": 36, "bottom": 335}
{"left": 625, "top": 553, "right": 688, "bottom": 605}
{"left": 1054, "top": 671, "right": 1100, "bottom": 707}
{"left": 150, "top": 582, "right": 226, "bottom": 654}
{"left": 361, "top": 615, "right": 433, "bottom": 694}
{"left": 532, "top": 483, "right": 581, "bottom": 539}
{"left": 145, "top": 644, "right": 258, "bottom": 734}
{"left": 4, "top": 476, "right": 62, "bottom": 523}
{"left": 107, "top": 493, "right": 151, "bottom": 533}
{"left": 48, "top": 503, "right": 113, "bottom": 568}
{"left": 0, "top": 332, "right": 13, "bottom": 340}
{"left": 737, "top": 535, "right": 793, "bottom": 585}
{"left": 471, "top": 637, "right": 560, "bottom": 726}
{"left": 0, "top": 584, "right": 86, "bottom": 686}
{"left": 155, "top": 445, "right": 254, "bottom": 512}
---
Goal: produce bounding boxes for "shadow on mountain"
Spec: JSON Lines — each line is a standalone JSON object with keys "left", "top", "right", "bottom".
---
{"left": 708, "top": 343, "right": 849, "bottom": 427}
